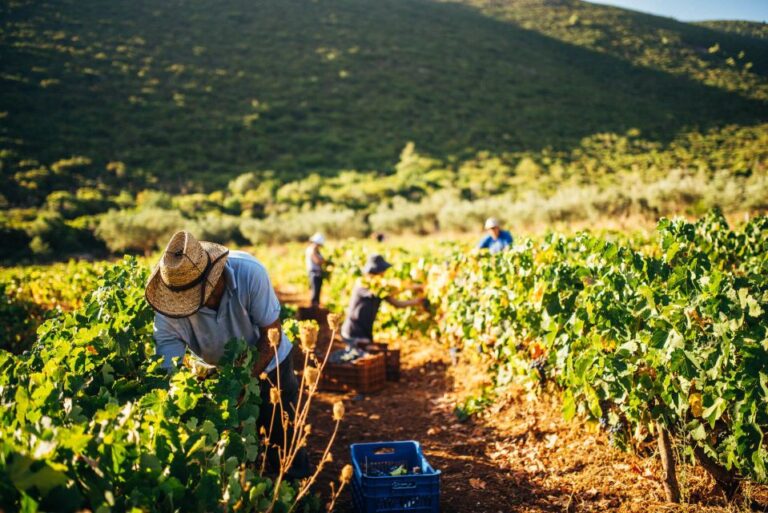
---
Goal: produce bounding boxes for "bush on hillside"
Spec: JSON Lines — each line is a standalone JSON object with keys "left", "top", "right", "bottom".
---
{"left": 135, "top": 190, "right": 173, "bottom": 210}
{"left": 241, "top": 206, "right": 367, "bottom": 244}
{"left": 185, "top": 213, "right": 244, "bottom": 244}
{"left": 26, "top": 213, "right": 98, "bottom": 257}
{"left": 96, "top": 208, "right": 185, "bottom": 254}
{"left": 44, "top": 188, "right": 114, "bottom": 219}
{"left": 0, "top": 225, "right": 31, "bottom": 262}
{"left": 370, "top": 190, "right": 460, "bottom": 234}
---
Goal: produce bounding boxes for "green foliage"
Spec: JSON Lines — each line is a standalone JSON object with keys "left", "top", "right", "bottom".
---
{"left": 697, "top": 20, "right": 768, "bottom": 41}
{"left": 452, "top": 0, "right": 768, "bottom": 101}
{"left": 0, "top": 260, "right": 107, "bottom": 352}
{"left": 240, "top": 207, "right": 367, "bottom": 244}
{"left": 0, "top": 282, "right": 45, "bottom": 354}
{"left": 25, "top": 213, "right": 101, "bottom": 258}
{"left": 43, "top": 189, "right": 114, "bottom": 220}
{"left": 185, "top": 214, "right": 245, "bottom": 245}
{"left": 264, "top": 212, "right": 768, "bottom": 483}
{"left": 426, "top": 212, "right": 768, "bottom": 482}
{"left": 6, "top": 121, "right": 765, "bottom": 261}
{"left": 96, "top": 208, "right": 185, "bottom": 254}
{"left": 6, "top": 212, "right": 768, "bottom": 494}
{"left": 0, "top": 258, "right": 297, "bottom": 512}
{"left": 0, "top": 224, "right": 33, "bottom": 261}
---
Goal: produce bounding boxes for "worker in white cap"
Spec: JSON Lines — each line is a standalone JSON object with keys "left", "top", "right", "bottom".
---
{"left": 477, "top": 217, "right": 513, "bottom": 254}
{"left": 306, "top": 233, "right": 326, "bottom": 306}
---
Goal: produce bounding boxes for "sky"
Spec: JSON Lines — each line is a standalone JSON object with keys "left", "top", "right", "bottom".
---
{"left": 587, "top": 0, "right": 768, "bottom": 22}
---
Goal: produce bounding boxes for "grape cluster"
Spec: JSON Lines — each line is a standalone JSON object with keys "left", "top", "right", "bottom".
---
{"left": 598, "top": 399, "right": 612, "bottom": 429}
{"left": 529, "top": 357, "right": 547, "bottom": 383}
{"left": 608, "top": 420, "right": 627, "bottom": 449}
{"left": 327, "top": 347, "right": 367, "bottom": 364}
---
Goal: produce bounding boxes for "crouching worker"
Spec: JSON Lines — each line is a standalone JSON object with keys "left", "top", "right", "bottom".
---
{"left": 145, "top": 231, "right": 310, "bottom": 479}
{"left": 340, "top": 254, "right": 426, "bottom": 346}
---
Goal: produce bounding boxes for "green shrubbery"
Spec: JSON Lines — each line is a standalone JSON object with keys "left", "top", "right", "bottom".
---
{"left": 1, "top": 122, "right": 767, "bottom": 262}
{"left": 240, "top": 207, "right": 367, "bottom": 244}
{"left": 426, "top": 212, "right": 768, "bottom": 494}
{"left": 96, "top": 208, "right": 185, "bottom": 254}
{"left": 0, "top": 258, "right": 303, "bottom": 512}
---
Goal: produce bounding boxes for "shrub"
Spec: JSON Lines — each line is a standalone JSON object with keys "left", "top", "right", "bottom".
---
{"left": 185, "top": 214, "right": 244, "bottom": 244}
{"left": 241, "top": 206, "right": 367, "bottom": 244}
{"left": 0, "top": 225, "right": 31, "bottom": 262}
{"left": 25, "top": 213, "right": 97, "bottom": 257}
{"left": 370, "top": 190, "right": 459, "bottom": 234}
{"left": 135, "top": 190, "right": 173, "bottom": 210}
{"left": 96, "top": 208, "right": 185, "bottom": 254}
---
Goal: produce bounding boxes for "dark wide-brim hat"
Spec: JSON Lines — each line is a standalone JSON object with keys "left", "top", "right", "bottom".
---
{"left": 363, "top": 254, "right": 392, "bottom": 275}
{"left": 145, "top": 231, "right": 229, "bottom": 318}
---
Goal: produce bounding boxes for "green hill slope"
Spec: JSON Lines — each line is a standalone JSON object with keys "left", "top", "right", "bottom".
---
{"left": 696, "top": 20, "right": 768, "bottom": 41}
{"left": 1, "top": 0, "right": 767, "bottom": 190}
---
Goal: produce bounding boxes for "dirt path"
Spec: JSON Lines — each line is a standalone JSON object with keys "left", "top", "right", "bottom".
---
{"left": 281, "top": 293, "right": 766, "bottom": 513}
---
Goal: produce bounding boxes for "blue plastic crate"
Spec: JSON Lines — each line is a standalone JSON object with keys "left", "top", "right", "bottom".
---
{"left": 350, "top": 441, "right": 440, "bottom": 513}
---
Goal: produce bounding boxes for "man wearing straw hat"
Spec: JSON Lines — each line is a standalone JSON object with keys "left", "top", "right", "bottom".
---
{"left": 145, "top": 231, "right": 310, "bottom": 478}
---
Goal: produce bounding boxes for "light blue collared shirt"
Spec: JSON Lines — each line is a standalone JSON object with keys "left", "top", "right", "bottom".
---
{"left": 153, "top": 250, "right": 292, "bottom": 372}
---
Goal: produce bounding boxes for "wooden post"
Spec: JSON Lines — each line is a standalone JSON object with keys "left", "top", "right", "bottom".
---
{"left": 656, "top": 421, "right": 681, "bottom": 503}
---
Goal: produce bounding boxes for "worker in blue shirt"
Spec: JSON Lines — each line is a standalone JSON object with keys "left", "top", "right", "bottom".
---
{"left": 477, "top": 217, "right": 513, "bottom": 254}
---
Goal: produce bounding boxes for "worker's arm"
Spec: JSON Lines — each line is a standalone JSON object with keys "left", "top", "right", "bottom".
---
{"left": 311, "top": 251, "right": 324, "bottom": 266}
{"left": 153, "top": 315, "right": 187, "bottom": 370}
{"left": 385, "top": 295, "right": 424, "bottom": 309}
{"left": 252, "top": 317, "right": 281, "bottom": 377}
{"left": 245, "top": 261, "right": 286, "bottom": 377}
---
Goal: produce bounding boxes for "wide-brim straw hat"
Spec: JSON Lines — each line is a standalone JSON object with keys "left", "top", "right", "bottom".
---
{"left": 145, "top": 231, "right": 229, "bottom": 318}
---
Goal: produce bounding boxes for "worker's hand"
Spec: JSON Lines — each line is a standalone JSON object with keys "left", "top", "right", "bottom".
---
{"left": 420, "top": 298, "right": 431, "bottom": 311}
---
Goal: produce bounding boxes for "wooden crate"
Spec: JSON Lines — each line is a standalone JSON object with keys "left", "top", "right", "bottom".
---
{"left": 319, "top": 353, "right": 386, "bottom": 394}
{"left": 357, "top": 342, "right": 401, "bottom": 382}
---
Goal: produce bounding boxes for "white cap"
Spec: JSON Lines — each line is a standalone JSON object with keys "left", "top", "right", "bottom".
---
{"left": 309, "top": 232, "right": 325, "bottom": 245}
{"left": 484, "top": 217, "right": 500, "bottom": 230}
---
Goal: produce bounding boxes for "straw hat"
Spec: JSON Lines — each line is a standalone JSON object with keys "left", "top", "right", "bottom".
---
{"left": 145, "top": 231, "right": 229, "bottom": 318}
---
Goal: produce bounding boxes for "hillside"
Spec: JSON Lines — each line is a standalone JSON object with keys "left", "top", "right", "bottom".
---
{"left": 450, "top": 0, "right": 768, "bottom": 101}
{"left": 697, "top": 20, "right": 768, "bottom": 41}
{"left": 1, "top": 0, "right": 767, "bottom": 191}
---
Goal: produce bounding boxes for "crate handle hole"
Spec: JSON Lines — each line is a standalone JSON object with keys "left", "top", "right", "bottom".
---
{"left": 373, "top": 447, "right": 396, "bottom": 455}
